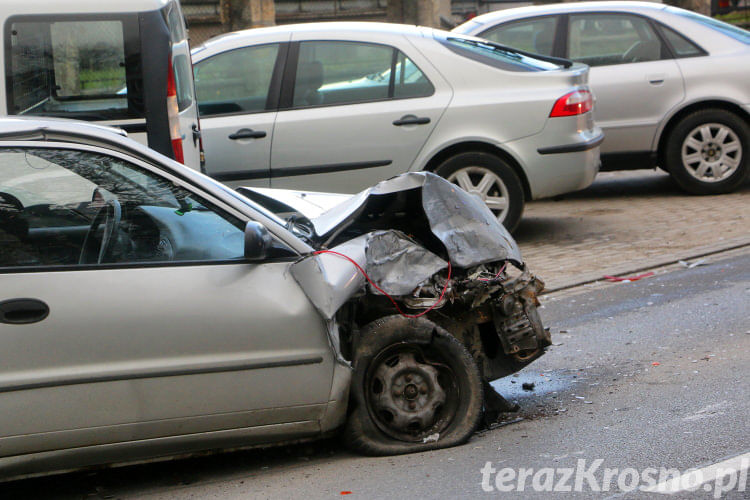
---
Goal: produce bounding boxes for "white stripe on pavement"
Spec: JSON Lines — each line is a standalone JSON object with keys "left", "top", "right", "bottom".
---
{"left": 642, "top": 452, "right": 750, "bottom": 495}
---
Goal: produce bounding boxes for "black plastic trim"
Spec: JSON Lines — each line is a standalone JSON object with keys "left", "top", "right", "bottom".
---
{"left": 0, "top": 298, "right": 50, "bottom": 325}
{"left": 117, "top": 122, "right": 148, "bottom": 133}
{"left": 600, "top": 151, "right": 658, "bottom": 171}
{"left": 537, "top": 133, "right": 604, "bottom": 155}
{"left": 0, "top": 256, "right": 300, "bottom": 275}
{"left": 213, "top": 160, "right": 392, "bottom": 181}
{"left": 0, "top": 356, "right": 324, "bottom": 394}
{"left": 278, "top": 41, "right": 300, "bottom": 110}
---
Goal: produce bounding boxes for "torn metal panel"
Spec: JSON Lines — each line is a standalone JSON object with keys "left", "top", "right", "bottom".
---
{"left": 421, "top": 173, "right": 522, "bottom": 267}
{"left": 365, "top": 230, "right": 447, "bottom": 296}
{"left": 307, "top": 172, "right": 522, "bottom": 268}
{"left": 289, "top": 235, "right": 367, "bottom": 320}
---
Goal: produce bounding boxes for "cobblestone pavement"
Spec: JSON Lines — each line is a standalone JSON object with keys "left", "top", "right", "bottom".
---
{"left": 515, "top": 170, "right": 750, "bottom": 291}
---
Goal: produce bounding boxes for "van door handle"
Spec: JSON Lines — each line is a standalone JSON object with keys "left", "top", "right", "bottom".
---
{"left": 393, "top": 115, "right": 431, "bottom": 126}
{"left": 0, "top": 298, "right": 50, "bottom": 325}
{"left": 229, "top": 129, "right": 266, "bottom": 140}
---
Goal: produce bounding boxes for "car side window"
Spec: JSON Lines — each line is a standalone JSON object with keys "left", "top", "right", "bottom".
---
{"left": 480, "top": 17, "right": 558, "bottom": 56}
{"left": 293, "top": 41, "right": 433, "bottom": 108}
{"left": 194, "top": 44, "right": 280, "bottom": 117}
{"left": 658, "top": 25, "right": 705, "bottom": 58}
{"left": 0, "top": 147, "right": 248, "bottom": 269}
{"left": 568, "top": 14, "right": 667, "bottom": 66}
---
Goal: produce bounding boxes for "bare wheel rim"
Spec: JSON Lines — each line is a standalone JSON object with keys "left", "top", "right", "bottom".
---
{"left": 447, "top": 166, "right": 510, "bottom": 222}
{"left": 681, "top": 123, "right": 742, "bottom": 183}
{"left": 365, "top": 344, "right": 459, "bottom": 443}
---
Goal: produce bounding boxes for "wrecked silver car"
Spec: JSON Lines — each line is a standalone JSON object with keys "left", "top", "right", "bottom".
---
{"left": 239, "top": 172, "right": 550, "bottom": 454}
{"left": 0, "top": 119, "right": 548, "bottom": 480}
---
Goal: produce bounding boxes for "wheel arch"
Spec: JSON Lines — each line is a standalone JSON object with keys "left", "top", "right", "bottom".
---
{"left": 656, "top": 100, "right": 750, "bottom": 169}
{"left": 422, "top": 141, "right": 533, "bottom": 201}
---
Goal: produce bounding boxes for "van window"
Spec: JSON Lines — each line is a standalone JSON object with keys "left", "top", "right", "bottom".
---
{"left": 6, "top": 16, "right": 143, "bottom": 120}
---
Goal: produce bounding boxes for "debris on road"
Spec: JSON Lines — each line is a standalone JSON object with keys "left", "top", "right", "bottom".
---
{"left": 522, "top": 382, "right": 536, "bottom": 391}
{"left": 422, "top": 433, "right": 440, "bottom": 444}
{"left": 603, "top": 272, "right": 655, "bottom": 282}
{"left": 679, "top": 259, "right": 708, "bottom": 269}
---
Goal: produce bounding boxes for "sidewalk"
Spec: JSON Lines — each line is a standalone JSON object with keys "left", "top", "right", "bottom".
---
{"left": 515, "top": 170, "right": 750, "bottom": 291}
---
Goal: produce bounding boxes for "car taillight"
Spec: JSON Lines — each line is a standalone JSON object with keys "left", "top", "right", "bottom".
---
{"left": 166, "top": 58, "right": 184, "bottom": 164}
{"left": 549, "top": 90, "right": 593, "bottom": 117}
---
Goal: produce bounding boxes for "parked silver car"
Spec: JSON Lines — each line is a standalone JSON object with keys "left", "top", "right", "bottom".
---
{"left": 0, "top": 118, "right": 550, "bottom": 479}
{"left": 191, "top": 22, "right": 602, "bottom": 231}
{"left": 455, "top": 1, "right": 750, "bottom": 194}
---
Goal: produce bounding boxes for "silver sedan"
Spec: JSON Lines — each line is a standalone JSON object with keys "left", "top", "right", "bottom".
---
{"left": 455, "top": 1, "right": 750, "bottom": 194}
{"left": 0, "top": 118, "right": 549, "bottom": 480}
{"left": 192, "top": 22, "right": 602, "bottom": 231}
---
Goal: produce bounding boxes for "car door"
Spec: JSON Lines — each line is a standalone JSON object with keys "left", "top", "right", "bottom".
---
{"left": 564, "top": 13, "right": 685, "bottom": 159}
{"left": 269, "top": 36, "right": 452, "bottom": 193}
{"left": 0, "top": 144, "right": 334, "bottom": 458}
{"left": 194, "top": 41, "right": 287, "bottom": 187}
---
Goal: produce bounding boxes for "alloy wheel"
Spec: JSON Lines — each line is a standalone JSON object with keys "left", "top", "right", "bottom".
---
{"left": 681, "top": 123, "right": 742, "bottom": 183}
{"left": 447, "top": 166, "right": 510, "bottom": 222}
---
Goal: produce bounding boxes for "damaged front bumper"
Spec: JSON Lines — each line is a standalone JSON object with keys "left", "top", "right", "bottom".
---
{"left": 244, "top": 172, "right": 551, "bottom": 384}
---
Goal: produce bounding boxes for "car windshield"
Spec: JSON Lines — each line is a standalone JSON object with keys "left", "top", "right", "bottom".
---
{"left": 442, "top": 35, "right": 562, "bottom": 71}
{"left": 668, "top": 7, "right": 750, "bottom": 44}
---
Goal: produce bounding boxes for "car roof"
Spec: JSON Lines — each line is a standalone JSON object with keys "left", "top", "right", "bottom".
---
{"left": 195, "top": 21, "right": 432, "bottom": 50}
{"left": 461, "top": 1, "right": 668, "bottom": 26}
{"left": 0, "top": 117, "right": 177, "bottom": 174}
{"left": 0, "top": 117, "right": 127, "bottom": 141}
{"left": 0, "top": 0, "right": 169, "bottom": 15}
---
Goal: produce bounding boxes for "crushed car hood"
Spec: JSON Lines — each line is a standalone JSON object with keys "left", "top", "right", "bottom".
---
{"left": 242, "top": 172, "right": 523, "bottom": 320}
{"left": 242, "top": 172, "right": 522, "bottom": 266}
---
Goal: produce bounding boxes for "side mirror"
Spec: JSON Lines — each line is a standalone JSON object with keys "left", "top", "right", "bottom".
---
{"left": 244, "top": 221, "right": 272, "bottom": 261}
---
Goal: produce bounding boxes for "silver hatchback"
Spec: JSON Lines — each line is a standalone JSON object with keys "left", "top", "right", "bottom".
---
{"left": 455, "top": 1, "right": 750, "bottom": 194}
{"left": 192, "top": 22, "right": 602, "bottom": 231}
{"left": 0, "top": 118, "right": 550, "bottom": 479}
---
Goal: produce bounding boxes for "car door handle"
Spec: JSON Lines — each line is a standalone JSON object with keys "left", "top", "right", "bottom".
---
{"left": 647, "top": 74, "right": 666, "bottom": 85}
{"left": 228, "top": 129, "right": 267, "bottom": 140}
{"left": 393, "top": 115, "right": 431, "bottom": 126}
{"left": 0, "top": 298, "right": 50, "bottom": 325}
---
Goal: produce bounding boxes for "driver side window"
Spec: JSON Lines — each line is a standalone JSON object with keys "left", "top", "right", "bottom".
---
{"left": 568, "top": 14, "right": 666, "bottom": 67}
{"left": 0, "top": 147, "right": 247, "bottom": 269}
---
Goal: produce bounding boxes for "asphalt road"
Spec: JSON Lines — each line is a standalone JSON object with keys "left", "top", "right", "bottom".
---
{"left": 4, "top": 248, "right": 749, "bottom": 499}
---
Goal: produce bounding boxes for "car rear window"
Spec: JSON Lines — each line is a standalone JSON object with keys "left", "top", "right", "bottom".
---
{"left": 6, "top": 16, "right": 144, "bottom": 120}
{"left": 668, "top": 7, "right": 750, "bottom": 45}
{"left": 441, "top": 35, "right": 562, "bottom": 72}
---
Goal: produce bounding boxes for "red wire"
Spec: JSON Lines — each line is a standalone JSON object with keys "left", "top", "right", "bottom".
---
{"left": 313, "top": 249, "right": 452, "bottom": 319}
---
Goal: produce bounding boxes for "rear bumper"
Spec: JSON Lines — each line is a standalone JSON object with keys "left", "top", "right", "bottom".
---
{"left": 537, "top": 132, "right": 605, "bottom": 155}
{"left": 507, "top": 125, "right": 602, "bottom": 200}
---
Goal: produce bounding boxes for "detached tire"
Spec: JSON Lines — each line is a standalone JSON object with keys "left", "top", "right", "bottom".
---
{"left": 435, "top": 152, "right": 525, "bottom": 232}
{"left": 664, "top": 109, "right": 749, "bottom": 194}
{"left": 344, "top": 315, "right": 483, "bottom": 456}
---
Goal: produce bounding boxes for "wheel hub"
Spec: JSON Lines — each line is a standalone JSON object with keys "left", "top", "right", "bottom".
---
{"left": 369, "top": 350, "right": 448, "bottom": 439}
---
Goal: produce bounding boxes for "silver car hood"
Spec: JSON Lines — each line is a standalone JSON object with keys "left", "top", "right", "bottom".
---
{"left": 243, "top": 173, "right": 523, "bottom": 320}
